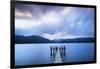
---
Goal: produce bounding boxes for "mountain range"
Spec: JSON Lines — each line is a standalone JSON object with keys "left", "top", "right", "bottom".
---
{"left": 15, "top": 35, "right": 95, "bottom": 44}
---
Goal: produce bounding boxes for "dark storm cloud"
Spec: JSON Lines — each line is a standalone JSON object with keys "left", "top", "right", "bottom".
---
{"left": 15, "top": 4, "right": 64, "bottom": 19}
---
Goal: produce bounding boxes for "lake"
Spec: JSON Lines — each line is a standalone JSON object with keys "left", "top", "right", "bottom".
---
{"left": 15, "top": 43, "right": 94, "bottom": 66}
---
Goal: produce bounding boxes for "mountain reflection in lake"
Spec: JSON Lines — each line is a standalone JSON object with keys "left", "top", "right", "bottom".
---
{"left": 15, "top": 43, "right": 94, "bottom": 66}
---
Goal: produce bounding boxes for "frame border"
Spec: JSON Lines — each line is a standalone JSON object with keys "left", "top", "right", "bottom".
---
{"left": 10, "top": 1, "right": 97, "bottom": 68}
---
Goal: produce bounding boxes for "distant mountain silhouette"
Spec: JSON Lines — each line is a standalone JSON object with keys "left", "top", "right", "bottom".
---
{"left": 52, "top": 37, "right": 94, "bottom": 43}
{"left": 15, "top": 35, "right": 94, "bottom": 44}
{"left": 15, "top": 35, "right": 50, "bottom": 43}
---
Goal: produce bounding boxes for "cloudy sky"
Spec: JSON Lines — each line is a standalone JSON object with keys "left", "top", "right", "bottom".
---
{"left": 15, "top": 4, "right": 94, "bottom": 40}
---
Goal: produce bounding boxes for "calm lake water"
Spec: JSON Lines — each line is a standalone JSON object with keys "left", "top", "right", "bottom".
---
{"left": 15, "top": 43, "right": 94, "bottom": 66}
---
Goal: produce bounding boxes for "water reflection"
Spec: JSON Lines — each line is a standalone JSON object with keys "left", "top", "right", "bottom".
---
{"left": 15, "top": 43, "right": 94, "bottom": 66}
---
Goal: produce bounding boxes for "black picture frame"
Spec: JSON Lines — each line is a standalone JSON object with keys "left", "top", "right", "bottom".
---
{"left": 10, "top": 0, "right": 97, "bottom": 68}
